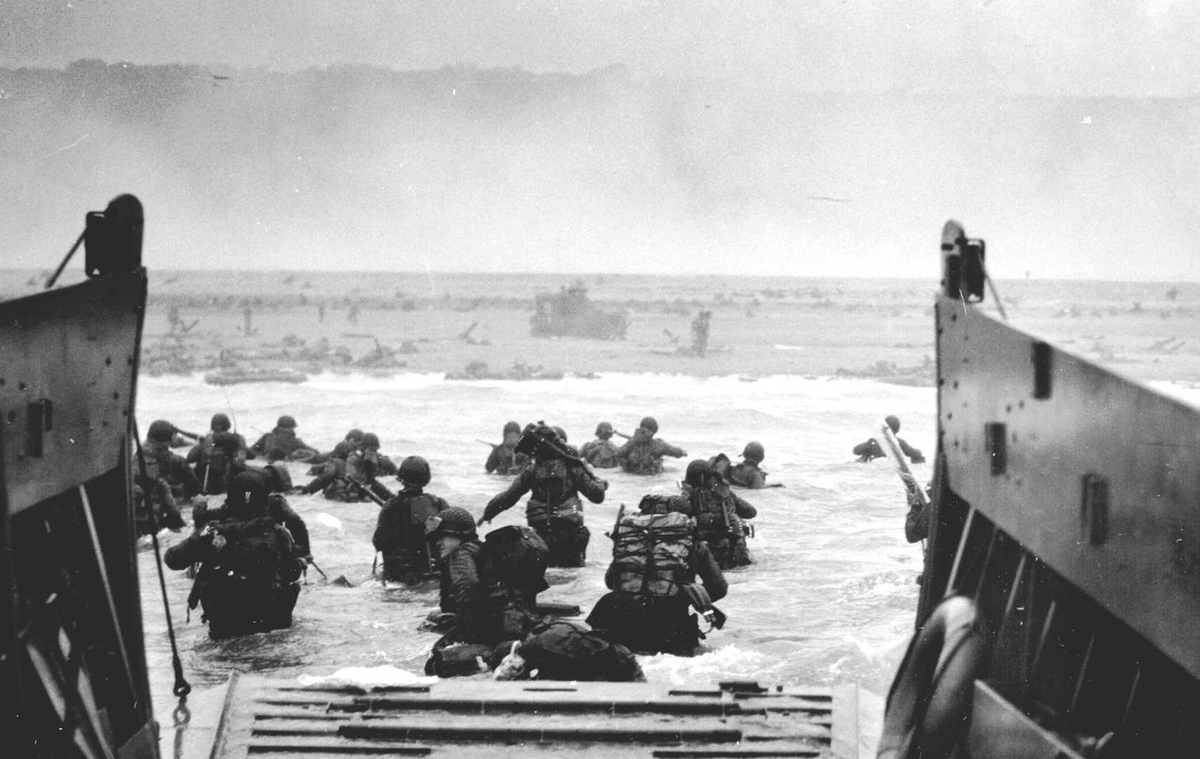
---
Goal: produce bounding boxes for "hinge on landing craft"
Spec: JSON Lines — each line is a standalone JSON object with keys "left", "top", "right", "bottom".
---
{"left": 985, "top": 422, "right": 1007, "bottom": 476}
{"left": 25, "top": 399, "right": 53, "bottom": 458}
{"left": 1081, "top": 473, "right": 1110, "bottom": 546}
{"left": 1032, "top": 341, "right": 1052, "bottom": 400}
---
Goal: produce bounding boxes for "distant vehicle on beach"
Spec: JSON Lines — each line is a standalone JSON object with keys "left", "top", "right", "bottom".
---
{"left": 530, "top": 280, "right": 628, "bottom": 340}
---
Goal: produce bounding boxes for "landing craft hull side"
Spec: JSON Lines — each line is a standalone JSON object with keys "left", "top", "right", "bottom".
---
{"left": 2, "top": 258, "right": 156, "bottom": 756}
{"left": 902, "top": 222, "right": 1200, "bottom": 756}
{"left": 934, "top": 289, "right": 1200, "bottom": 682}
{"left": 1, "top": 272, "right": 146, "bottom": 514}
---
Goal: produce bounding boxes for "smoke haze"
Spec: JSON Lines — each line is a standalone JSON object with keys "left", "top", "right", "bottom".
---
{"left": 3, "top": 60, "right": 1197, "bottom": 280}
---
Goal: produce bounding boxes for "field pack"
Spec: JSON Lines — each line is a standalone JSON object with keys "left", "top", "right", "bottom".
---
{"left": 612, "top": 511, "right": 696, "bottom": 597}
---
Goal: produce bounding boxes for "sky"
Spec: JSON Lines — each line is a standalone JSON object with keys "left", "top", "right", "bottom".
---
{"left": 6, "top": 0, "right": 1198, "bottom": 97}
{"left": 3, "top": 1, "right": 1199, "bottom": 280}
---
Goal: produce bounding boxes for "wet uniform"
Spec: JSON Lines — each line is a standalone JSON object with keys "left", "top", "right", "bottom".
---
{"left": 373, "top": 486, "right": 449, "bottom": 583}
{"left": 482, "top": 456, "right": 607, "bottom": 567}
{"left": 615, "top": 432, "right": 687, "bottom": 475}
{"left": 580, "top": 438, "right": 620, "bottom": 469}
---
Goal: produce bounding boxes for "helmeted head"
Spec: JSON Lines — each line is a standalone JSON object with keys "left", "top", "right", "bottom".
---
{"left": 212, "top": 431, "right": 241, "bottom": 455}
{"left": 277, "top": 415, "right": 298, "bottom": 430}
{"left": 639, "top": 416, "right": 658, "bottom": 435}
{"left": 885, "top": 415, "right": 901, "bottom": 434}
{"left": 425, "top": 506, "right": 477, "bottom": 541}
{"left": 684, "top": 458, "right": 710, "bottom": 487}
{"left": 742, "top": 441, "right": 765, "bottom": 464}
{"left": 503, "top": 421, "right": 521, "bottom": 436}
{"left": 264, "top": 462, "right": 292, "bottom": 492}
{"left": 148, "top": 420, "right": 176, "bottom": 442}
{"left": 595, "top": 421, "right": 613, "bottom": 440}
{"left": 210, "top": 413, "right": 232, "bottom": 432}
{"left": 227, "top": 471, "right": 268, "bottom": 517}
{"left": 552, "top": 426, "right": 568, "bottom": 443}
{"left": 360, "top": 432, "right": 380, "bottom": 451}
{"left": 399, "top": 455, "right": 431, "bottom": 487}
{"left": 345, "top": 428, "right": 364, "bottom": 443}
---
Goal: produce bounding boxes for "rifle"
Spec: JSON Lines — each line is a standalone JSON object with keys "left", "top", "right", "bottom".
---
{"left": 340, "top": 476, "right": 393, "bottom": 507}
{"left": 607, "top": 503, "right": 626, "bottom": 540}
{"left": 172, "top": 426, "right": 202, "bottom": 441}
{"left": 612, "top": 429, "right": 632, "bottom": 440}
{"left": 307, "top": 557, "right": 329, "bottom": 583}
{"left": 476, "top": 438, "right": 500, "bottom": 448}
{"left": 876, "top": 423, "right": 929, "bottom": 511}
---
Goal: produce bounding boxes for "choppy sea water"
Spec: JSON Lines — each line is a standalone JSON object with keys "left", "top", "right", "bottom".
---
{"left": 136, "top": 371, "right": 942, "bottom": 714}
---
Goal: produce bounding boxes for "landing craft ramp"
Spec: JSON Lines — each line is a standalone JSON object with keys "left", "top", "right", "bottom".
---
{"left": 172, "top": 674, "right": 879, "bottom": 759}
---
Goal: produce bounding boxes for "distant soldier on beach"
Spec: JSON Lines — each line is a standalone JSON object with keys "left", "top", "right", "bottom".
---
{"left": 580, "top": 422, "right": 620, "bottom": 469}
{"left": 690, "top": 310, "right": 712, "bottom": 357}
{"left": 853, "top": 415, "right": 924, "bottom": 464}
{"left": 614, "top": 417, "right": 687, "bottom": 475}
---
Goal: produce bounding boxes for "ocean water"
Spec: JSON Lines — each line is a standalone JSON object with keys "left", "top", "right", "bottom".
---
{"left": 137, "top": 370, "right": 933, "bottom": 712}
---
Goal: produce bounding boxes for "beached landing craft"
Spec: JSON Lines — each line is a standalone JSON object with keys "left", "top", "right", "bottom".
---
{"left": 877, "top": 224, "right": 1200, "bottom": 757}
{"left": 530, "top": 280, "right": 628, "bottom": 340}
{"left": 1, "top": 196, "right": 876, "bottom": 759}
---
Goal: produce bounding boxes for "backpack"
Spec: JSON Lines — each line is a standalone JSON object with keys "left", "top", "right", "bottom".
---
{"left": 611, "top": 512, "right": 695, "bottom": 598}
{"left": 194, "top": 517, "right": 297, "bottom": 603}
{"left": 480, "top": 525, "right": 550, "bottom": 596}
{"left": 637, "top": 493, "right": 690, "bottom": 515}
{"left": 518, "top": 619, "right": 644, "bottom": 682}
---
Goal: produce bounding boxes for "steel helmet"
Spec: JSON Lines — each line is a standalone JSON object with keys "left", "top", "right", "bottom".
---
{"left": 742, "top": 441, "right": 765, "bottom": 463}
{"left": 425, "top": 507, "right": 477, "bottom": 538}
{"left": 148, "top": 420, "right": 176, "bottom": 442}
{"left": 277, "top": 415, "right": 298, "bottom": 429}
{"left": 360, "top": 432, "right": 380, "bottom": 450}
{"left": 229, "top": 471, "right": 268, "bottom": 513}
{"left": 684, "top": 458, "right": 710, "bottom": 487}
{"left": 595, "top": 421, "right": 614, "bottom": 438}
{"left": 885, "top": 415, "right": 901, "bottom": 433}
{"left": 399, "top": 455, "right": 432, "bottom": 487}
{"left": 639, "top": 416, "right": 658, "bottom": 434}
{"left": 210, "top": 413, "right": 232, "bottom": 432}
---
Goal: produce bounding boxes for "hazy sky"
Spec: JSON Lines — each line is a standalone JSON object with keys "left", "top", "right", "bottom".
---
{"left": 4, "top": 2, "right": 1199, "bottom": 280}
{"left": 6, "top": 0, "right": 1198, "bottom": 97}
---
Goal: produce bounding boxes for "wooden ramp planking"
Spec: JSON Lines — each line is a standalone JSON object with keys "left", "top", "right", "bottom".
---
{"left": 199, "top": 674, "right": 873, "bottom": 759}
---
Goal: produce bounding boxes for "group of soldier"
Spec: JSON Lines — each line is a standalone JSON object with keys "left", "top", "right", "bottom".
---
{"left": 137, "top": 409, "right": 778, "bottom": 680}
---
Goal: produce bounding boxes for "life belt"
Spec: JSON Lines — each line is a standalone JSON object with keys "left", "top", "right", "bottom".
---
{"left": 878, "top": 595, "right": 987, "bottom": 759}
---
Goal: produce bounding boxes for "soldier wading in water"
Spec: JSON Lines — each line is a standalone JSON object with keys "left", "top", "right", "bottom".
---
{"left": 480, "top": 422, "right": 608, "bottom": 567}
